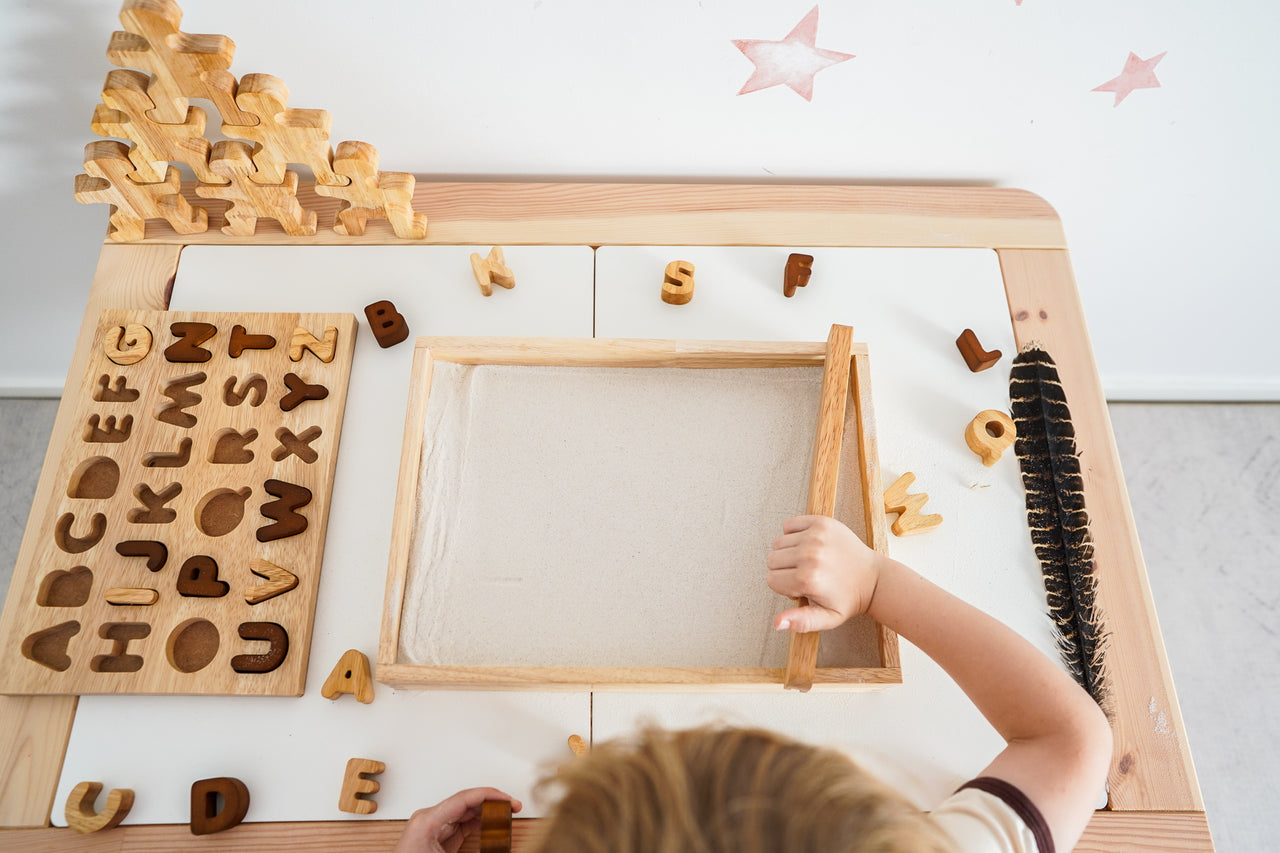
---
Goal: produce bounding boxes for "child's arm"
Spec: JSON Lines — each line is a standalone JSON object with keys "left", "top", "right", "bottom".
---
{"left": 394, "top": 788, "right": 522, "bottom": 853}
{"left": 767, "top": 515, "right": 1113, "bottom": 852}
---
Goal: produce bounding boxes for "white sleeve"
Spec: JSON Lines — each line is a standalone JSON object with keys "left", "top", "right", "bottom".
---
{"left": 926, "top": 777, "right": 1054, "bottom": 853}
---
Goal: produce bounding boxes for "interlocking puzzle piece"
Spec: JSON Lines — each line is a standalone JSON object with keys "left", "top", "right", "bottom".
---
{"left": 364, "top": 300, "right": 409, "bottom": 348}
{"left": 470, "top": 247, "right": 516, "bottom": 297}
{"left": 106, "top": 0, "right": 254, "bottom": 126}
{"left": 339, "top": 758, "right": 385, "bottom": 815}
{"left": 661, "top": 260, "right": 695, "bottom": 305}
{"left": 883, "top": 472, "right": 943, "bottom": 536}
{"left": 784, "top": 253, "right": 813, "bottom": 297}
{"left": 314, "top": 141, "right": 427, "bottom": 239}
{"left": 65, "top": 781, "right": 134, "bottom": 834}
{"left": 223, "top": 73, "right": 342, "bottom": 185}
{"left": 480, "top": 800, "right": 513, "bottom": 853}
{"left": 74, "top": 140, "right": 207, "bottom": 242}
{"left": 965, "top": 409, "right": 1017, "bottom": 467}
{"left": 956, "top": 328, "right": 1002, "bottom": 372}
{"left": 190, "top": 777, "right": 250, "bottom": 836}
{"left": 196, "top": 141, "right": 318, "bottom": 236}
{"left": 321, "top": 649, "right": 374, "bottom": 704}
{"left": 245, "top": 558, "right": 298, "bottom": 605}
{"left": 92, "top": 69, "right": 221, "bottom": 184}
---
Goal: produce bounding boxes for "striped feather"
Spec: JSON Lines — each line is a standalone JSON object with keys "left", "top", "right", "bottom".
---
{"left": 1009, "top": 346, "right": 1108, "bottom": 709}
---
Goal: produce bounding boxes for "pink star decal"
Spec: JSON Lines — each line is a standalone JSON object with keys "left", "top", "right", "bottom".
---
{"left": 732, "top": 6, "right": 854, "bottom": 101}
{"left": 1093, "top": 51, "right": 1167, "bottom": 106}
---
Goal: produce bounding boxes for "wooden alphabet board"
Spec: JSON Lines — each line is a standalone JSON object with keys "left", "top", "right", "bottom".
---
{"left": 0, "top": 309, "right": 356, "bottom": 696}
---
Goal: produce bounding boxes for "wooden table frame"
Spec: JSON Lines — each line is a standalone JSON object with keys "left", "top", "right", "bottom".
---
{"left": 0, "top": 183, "right": 1213, "bottom": 850}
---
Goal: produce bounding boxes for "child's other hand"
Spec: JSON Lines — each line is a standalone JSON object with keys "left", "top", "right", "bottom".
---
{"left": 766, "top": 515, "right": 879, "bottom": 633}
{"left": 394, "top": 788, "right": 522, "bottom": 853}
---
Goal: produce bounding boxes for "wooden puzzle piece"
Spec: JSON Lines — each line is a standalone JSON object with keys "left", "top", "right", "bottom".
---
{"left": 661, "top": 260, "right": 695, "bottom": 305}
{"left": 209, "top": 428, "right": 257, "bottom": 464}
{"left": 94, "top": 375, "right": 140, "bottom": 403}
{"left": 314, "top": 140, "right": 427, "bottom": 239}
{"left": 470, "top": 247, "right": 516, "bottom": 297}
{"left": 65, "top": 781, "right": 134, "bottom": 834}
{"left": 965, "top": 409, "right": 1017, "bottom": 467}
{"left": 244, "top": 558, "right": 298, "bottom": 605}
{"left": 104, "top": 323, "right": 153, "bottom": 366}
{"left": 231, "top": 622, "right": 288, "bottom": 673}
{"left": 68, "top": 457, "right": 121, "bottom": 500}
{"left": 956, "top": 328, "right": 1002, "bottom": 373}
{"left": 37, "top": 567, "right": 93, "bottom": 608}
{"left": 364, "top": 300, "right": 409, "bottom": 348}
{"left": 157, "top": 372, "right": 206, "bottom": 428}
{"left": 280, "top": 373, "right": 329, "bottom": 412}
{"left": 190, "top": 777, "right": 250, "bottom": 835}
{"left": 106, "top": 0, "right": 254, "bottom": 126}
{"left": 272, "top": 426, "right": 322, "bottom": 463}
{"left": 784, "top": 253, "right": 813, "bottom": 297}
{"left": 480, "top": 800, "right": 513, "bottom": 853}
{"left": 92, "top": 69, "right": 221, "bottom": 184}
{"left": 55, "top": 512, "right": 107, "bottom": 554}
{"left": 194, "top": 487, "right": 251, "bottom": 537}
{"left": 196, "top": 140, "right": 317, "bottom": 237}
{"left": 321, "top": 649, "right": 373, "bottom": 703}
{"left": 338, "top": 758, "right": 385, "bottom": 815}
{"left": 177, "top": 556, "right": 229, "bottom": 598}
{"left": 166, "top": 618, "right": 219, "bottom": 673}
{"left": 90, "top": 622, "right": 151, "bottom": 673}
{"left": 85, "top": 414, "right": 133, "bottom": 443}
{"left": 222, "top": 73, "right": 342, "bottom": 185}
{"left": 289, "top": 325, "right": 338, "bottom": 363}
{"left": 104, "top": 588, "right": 159, "bottom": 606}
{"left": 257, "top": 479, "right": 312, "bottom": 542}
{"left": 115, "top": 540, "right": 167, "bottom": 572}
{"left": 568, "top": 734, "right": 589, "bottom": 756}
{"left": 142, "top": 436, "right": 193, "bottom": 468}
{"left": 128, "top": 482, "right": 182, "bottom": 524}
{"left": 164, "top": 322, "right": 216, "bottom": 363}
{"left": 224, "top": 374, "right": 267, "bottom": 407}
{"left": 883, "top": 472, "right": 943, "bottom": 536}
{"left": 21, "top": 621, "right": 80, "bottom": 671}
{"left": 74, "top": 141, "right": 207, "bottom": 242}
{"left": 228, "top": 325, "right": 275, "bottom": 358}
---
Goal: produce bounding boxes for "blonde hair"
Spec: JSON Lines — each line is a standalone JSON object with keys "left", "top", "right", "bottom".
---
{"left": 532, "top": 725, "right": 955, "bottom": 853}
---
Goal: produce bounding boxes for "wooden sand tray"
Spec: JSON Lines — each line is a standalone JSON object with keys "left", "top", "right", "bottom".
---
{"left": 378, "top": 329, "right": 900, "bottom": 692}
{"left": 0, "top": 310, "right": 356, "bottom": 696}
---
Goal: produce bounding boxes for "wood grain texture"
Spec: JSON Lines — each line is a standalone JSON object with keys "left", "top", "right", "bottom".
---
{"left": 321, "top": 649, "right": 374, "bottom": 704}
{"left": 418, "top": 336, "right": 861, "bottom": 368}
{"left": 999, "top": 249, "right": 1203, "bottom": 813}
{"left": 784, "top": 324, "right": 853, "bottom": 691}
{"left": 119, "top": 183, "right": 1067, "bottom": 247}
{"left": 0, "top": 810, "right": 1211, "bottom": 851}
{"left": 63, "top": 783, "right": 133, "bottom": 834}
{"left": 0, "top": 309, "right": 356, "bottom": 696}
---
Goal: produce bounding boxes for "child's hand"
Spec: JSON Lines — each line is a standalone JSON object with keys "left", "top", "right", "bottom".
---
{"left": 394, "top": 788, "right": 522, "bottom": 853}
{"left": 765, "top": 515, "right": 880, "bottom": 633}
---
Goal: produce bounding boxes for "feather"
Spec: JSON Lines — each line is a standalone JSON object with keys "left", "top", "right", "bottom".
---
{"left": 1009, "top": 346, "right": 1109, "bottom": 709}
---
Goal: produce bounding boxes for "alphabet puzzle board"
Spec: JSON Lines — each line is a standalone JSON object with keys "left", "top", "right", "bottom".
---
{"left": 0, "top": 309, "right": 356, "bottom": 696}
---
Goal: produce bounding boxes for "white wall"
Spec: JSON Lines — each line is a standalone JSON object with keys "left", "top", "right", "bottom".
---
{"left": 2, "top": 0, "right": 1277, "bottom": 399}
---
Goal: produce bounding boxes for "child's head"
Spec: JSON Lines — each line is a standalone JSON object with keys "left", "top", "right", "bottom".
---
{"left": 532, "top": 725, "right": 955, "bottom": 853}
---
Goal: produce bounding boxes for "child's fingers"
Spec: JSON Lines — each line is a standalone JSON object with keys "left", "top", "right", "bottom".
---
{"left": 765, "top": 545, "right": 801, "bottom": 570}
{"left": 770, "top": 530, "right": 808, "bottom": 551}
{"left": 775, "top": 602, "right": 843, "bottom": 633}
{"left": 781, "top": 515, "right": 825, "bottom": 534}
{"left": 765, "top": 567, "right": 807, "bottom": 599}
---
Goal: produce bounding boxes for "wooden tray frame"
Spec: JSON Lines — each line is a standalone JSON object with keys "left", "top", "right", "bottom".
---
{"left": 377, "top": 335, "right": 901, "bottom": 692}
{"left": 0, "top": 183, "right": 1213, "bottom": 850}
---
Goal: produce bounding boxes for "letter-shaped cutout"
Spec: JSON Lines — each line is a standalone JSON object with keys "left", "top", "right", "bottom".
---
{"left": 94, "top": 374, "right": 140, "bottom": 402}
{"left": 470, "top": 247, "right": 516, "bottom": 297}
{"left": 85, "top": 414, "right": 133, "bottom": 443}
{"left": 103, "top": 323, "right": 152, "bottom": 366}
{"left": 224, "top": 375, "right": 268, "bottom": 407}
{"left": 55, "top": 512, "right": 107, "bottom": 554}
{"left": 364, "top": 300, "right": 408, "bottom": 348}
{"left": 190, "top": 777, "right": 250, "bottom": 835}
{"left": 157, "top": 372, "right": 206, "bottom": 428}
{"left": 142, "top": 436, "right": 193, "bottom": 468}
{"left": 272, "top": 426, "right": 321, "bottom": 463}
{"left": 965, "top": 409, "right": 1017, "bottom": 467}
{"left": 289, "top": 325, "right": 338, "bottom": 363}
{"left": 21, "top": 621, "right": 80, "bottom": 671}
{"left": 128, "top": 482, "right": 182, "bottom": 524}
{"left": 321, "top": 649, "right": 374, "bottom": 703}
{"left": 883, "top": 472, "right": 943, "bottom": 536}
{"left": 231, "top": 622, "right": 289, "bottom": 673}
{"left": 90, "top": 622, "right": 151, "bottom": 673}
{"left": 784, "top": 253, "right": 814, "bottom": 298}
{"left": 338, "top": 758, "right": 385, "bottom": 814}
{"left": 661, "top": 260, "right": 695, "bottom": 305}
{"left": 65, "top": 781, "right": 135, "bottom": 833}
{"left": 164, "top": 322, "right": 217, "bottom": 363}
{"left": 245, "top": 558, "right": 298, "bottom": 604}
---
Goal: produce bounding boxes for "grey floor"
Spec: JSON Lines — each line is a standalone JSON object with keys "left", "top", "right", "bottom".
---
{"left": 0, "top": 399, "right": 1275, "bottom": 851}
